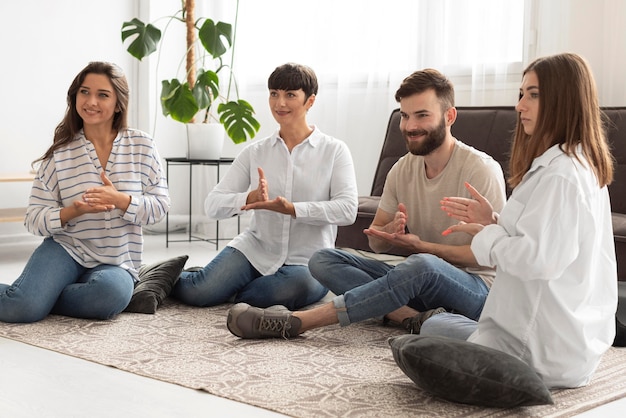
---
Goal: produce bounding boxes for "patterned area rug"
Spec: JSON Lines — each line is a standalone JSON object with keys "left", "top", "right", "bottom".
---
{"left": 1, "top": 299, "right": 625, "bottom": 418}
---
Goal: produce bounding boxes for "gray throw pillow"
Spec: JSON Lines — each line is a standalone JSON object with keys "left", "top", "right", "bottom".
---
{"left": 124, "top": 255, "right": 189, "bottom": 314}
{"left": 388, "top": 334, "right": 553, "bottom": 408}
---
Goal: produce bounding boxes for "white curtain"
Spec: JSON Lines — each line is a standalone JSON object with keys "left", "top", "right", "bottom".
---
{"left": 193, "top": 0, "right": 625, "bottom": 193}
{"left": 529, "top": 0, "right": 626, "bottom": 107}
{"left": 200, "top": 0, "right": 525, "bottom": 193}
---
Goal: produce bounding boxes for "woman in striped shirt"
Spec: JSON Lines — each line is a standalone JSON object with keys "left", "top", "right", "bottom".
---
{"left": 0, "top": 62, "right": 170, "bottom": 323}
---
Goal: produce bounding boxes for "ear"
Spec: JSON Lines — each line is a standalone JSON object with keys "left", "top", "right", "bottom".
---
{"left": 307, "top": 94, "right": 316, "bottom": 109}
{"left": 445, "top": 106, "right": 457, "bottom": 126}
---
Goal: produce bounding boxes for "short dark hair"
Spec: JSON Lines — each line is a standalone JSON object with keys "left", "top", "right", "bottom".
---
{"left": 394, "top": 68, "right": 455, "bottom": 112}
{"left": 268, "top": 63, "right": 318, "bottom": 100}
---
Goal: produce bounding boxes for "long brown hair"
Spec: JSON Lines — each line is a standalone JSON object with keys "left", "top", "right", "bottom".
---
{"left": 33, "top": 61, "right": 129, "bottom": 166}
{"left": 508, "top": 53, "right": 614, "bottom": 188}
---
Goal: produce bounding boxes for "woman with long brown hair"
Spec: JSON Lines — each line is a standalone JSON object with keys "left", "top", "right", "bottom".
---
{"left": 432, "top": 52, "right": 617, "bottom": 388}
{"left": 0, "top": 62, "right": 170, "bottom": 323}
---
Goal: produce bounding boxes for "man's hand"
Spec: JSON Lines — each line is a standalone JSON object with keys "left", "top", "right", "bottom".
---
{"left": 365, "top": 203, "right": 416, "bottom": 250}
{"left": 440, "top": 182, "right": 497, "bottom": 225}
{"left": 364, "top": 226, "right": 423, "bottom": 251}
{"left": 387, "top": 203, "right": 408, "bottom": 234}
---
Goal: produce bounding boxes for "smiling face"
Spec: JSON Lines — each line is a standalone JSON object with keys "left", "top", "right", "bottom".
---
{"left": 516, "top": 70, "right": 540, "bottom": 135}
{"left": 75, "top": 73, "right": 118, "bottom": 129}
{"left": 268, "top": 88, "right": 315, "bottom": 126}
{"left": 399, "top": 89, "right": 448, "bottom": 156}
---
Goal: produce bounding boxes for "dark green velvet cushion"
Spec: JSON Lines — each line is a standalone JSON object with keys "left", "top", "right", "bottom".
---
{"left": 124, "top": 255, "right": 189, "bottom": 314}
{"left": 388, "top": 334, "right": 553, "bottom": 408}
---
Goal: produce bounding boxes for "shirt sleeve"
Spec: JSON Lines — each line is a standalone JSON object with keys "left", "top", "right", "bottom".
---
{"left": 25, "top": 159, "right": 64, "bottom": 236}
{"left": 293, "top": 141, "right": 358, "bottom": 226}
{"left": 471, "top": 172, "right": 582, "bottom": 280}
{"left": 121, "top": 141, "right": 171, "bottom": 226}
{"left": 204, "top": 148, "right": 252, "bottom": 220}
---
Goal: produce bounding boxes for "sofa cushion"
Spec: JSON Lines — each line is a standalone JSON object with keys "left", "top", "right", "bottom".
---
{"left": 614, "top": 213, "right": 626, "bottom": 242}
{"left": 388, "top": 334, "right": 553, "bottom": 408}
{"left": 358, "top": 196, "right": 381, "bottom": 214}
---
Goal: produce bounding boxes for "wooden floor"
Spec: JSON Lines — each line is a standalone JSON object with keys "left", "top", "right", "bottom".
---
{"left": 0, "top": 231, "right": 623, "bottom": 418}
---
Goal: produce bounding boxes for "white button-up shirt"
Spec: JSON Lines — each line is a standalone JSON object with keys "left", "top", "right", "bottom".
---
{"left": 205, "top": 126, "right": 358, "bottom": 275}
{"left": 469, "top": 144, "right": 617, "bottom": 388}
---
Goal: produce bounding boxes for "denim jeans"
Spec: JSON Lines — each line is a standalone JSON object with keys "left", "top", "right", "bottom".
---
{"left": 420, "top": 312, "right": 478, "bottom": 340}
{"left": 309, "top": 248, "right": 489, "bottom": 326}
{"left": 0, "top": 237, "right": 134, "bottom": 323}
{"left": 171, "top": 246, "right": 328, "bottom": 310}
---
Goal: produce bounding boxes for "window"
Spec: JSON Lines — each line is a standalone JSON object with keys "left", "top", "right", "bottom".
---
{"left": 227, "top": 0, "right": 525, "bottom": 82}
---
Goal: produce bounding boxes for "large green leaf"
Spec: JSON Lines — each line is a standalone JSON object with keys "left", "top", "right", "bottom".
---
{"left": 121, "top": 18, "right": 162, "bottom": 61}
{"left": 161, "top": 80, "right": 198, "bottom": 123}
{"left": 218, "top": 100, "right": 261, "bottom": 144}
{"left": 192, "top": 69, "right": 220, "bottom": 110}
{"left": 198, "top": 19, "right": 232, "bottom": 59}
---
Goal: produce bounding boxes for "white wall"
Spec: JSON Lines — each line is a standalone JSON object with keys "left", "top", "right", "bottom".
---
{"left": 1, "top": 0, "right": 625, "bottom": 230}
{"left": 0, "top": 0, "right": 138, "bottom": 213}
{"left": 530, "top": 0, "right": 626, "bottom": 107}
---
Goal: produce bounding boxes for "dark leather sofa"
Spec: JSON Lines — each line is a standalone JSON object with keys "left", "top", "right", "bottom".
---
{"left": 335, "top": 106, "right": 626, "bottom": 281}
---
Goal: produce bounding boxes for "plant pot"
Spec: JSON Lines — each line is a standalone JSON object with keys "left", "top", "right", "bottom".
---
{"left": 186, "top": 123, "right": 225, "bottom": 160}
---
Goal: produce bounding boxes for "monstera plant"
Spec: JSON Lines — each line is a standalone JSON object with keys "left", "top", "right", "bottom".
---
{"left": 121, "top": 0, "right": 259, "bottom": 144}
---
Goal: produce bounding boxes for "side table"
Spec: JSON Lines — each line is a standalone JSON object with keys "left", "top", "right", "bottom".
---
{"left": 164, "top": 157, "right": 240, "bottom": 249}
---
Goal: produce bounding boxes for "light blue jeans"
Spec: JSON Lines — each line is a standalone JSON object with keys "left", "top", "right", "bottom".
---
{"left": 420, "top": 312, "right": 478, "bottom": 340}
{"left": 0, "top": 237, "right": 134, "bottom": 323}
{"left": 171, "top": 246, "right": 328, "bottom": 310}
{"left": 308, "top": 248, "right": 489, "bottom": 326}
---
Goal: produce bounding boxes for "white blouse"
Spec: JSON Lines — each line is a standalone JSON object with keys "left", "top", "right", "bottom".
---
{"left": 205, "top": 126, "right": 358, "bottom": 275}
{"left": 469, "top": 144, "right": 617, "bottom": 388}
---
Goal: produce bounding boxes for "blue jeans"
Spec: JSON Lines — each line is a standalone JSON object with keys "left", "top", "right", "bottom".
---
{"left": 0, "top": 237, "right": 134, "bottom": 323}
{"left": 308, "top": 248, "right": 489, "bottom": 326}
{"left": 420, "top": 312, "right": 478, "bottom": 340}
{"left": 171, "top": 246, "right": 328, "bottom": 310}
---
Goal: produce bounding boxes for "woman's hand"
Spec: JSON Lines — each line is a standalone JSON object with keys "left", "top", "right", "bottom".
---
{"left": 82, "top": 172, "right": 127, "bottom": 211}
{"left": 246, "top": 167, "right": 269, "bottom": 205}
{"left": 440, "top": 182, "right": 497, "bottom": 225}
{"left": 242, "top": 195, "right": 295, "bottom": 216}
{"left": 442, "top": 221, "right": 484, "bottom": 237}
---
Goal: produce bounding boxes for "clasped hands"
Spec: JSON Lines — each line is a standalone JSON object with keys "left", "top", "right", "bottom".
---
{"left": 241, "top": 167, "right": 296, "bottom": 216}
{"left": 364, "top": 182, "right": 497, "bottom": 249}
{"left": 76, "top": 172, "right": 124, "bottom": 214}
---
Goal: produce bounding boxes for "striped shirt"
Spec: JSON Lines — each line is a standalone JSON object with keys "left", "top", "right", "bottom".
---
{"left": 25, "top": 128, "right": 170, "bottom": 279}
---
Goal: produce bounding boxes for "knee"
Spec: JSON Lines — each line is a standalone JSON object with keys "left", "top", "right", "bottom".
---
{"left": 308, "top": 248, "right": 338, "bottom": 280}
{"left": 91, "top": 275, "right": 134, "bottom": 318}
{"left": 0, "top": 300, "right": 49, "bottom": 323}
{"left": 401, "top": 253, "right": 442, "bottom": 272}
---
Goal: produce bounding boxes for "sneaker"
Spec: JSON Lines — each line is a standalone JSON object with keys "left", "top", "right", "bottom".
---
{"left": 402, "top": 307, "right": 447, "bottom": 334}
{"left": 227, "top": 303, "right": 302, "bottom": 339}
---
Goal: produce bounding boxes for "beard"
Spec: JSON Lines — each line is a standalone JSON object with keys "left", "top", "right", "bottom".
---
{"left": 403, "top": 116, "right": 447, "bottom": 156}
